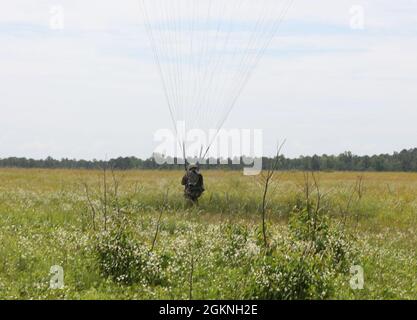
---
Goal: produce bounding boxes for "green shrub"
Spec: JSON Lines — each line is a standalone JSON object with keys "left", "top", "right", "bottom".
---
{"left": 244, "top": 202, "right": 357, "bottom": 300}
{"left": 289, "top": 205, "right": 355, "bottom": 271}
{"left": 95, "top": 230, "right": 166, "bottom": 285}
{"left": 246, "top": 252, "right": 333, "bottom": 300}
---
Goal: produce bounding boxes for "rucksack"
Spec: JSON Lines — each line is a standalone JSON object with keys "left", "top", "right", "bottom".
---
{"left": 187, "top": 170, "right": 202, "bottom": 193}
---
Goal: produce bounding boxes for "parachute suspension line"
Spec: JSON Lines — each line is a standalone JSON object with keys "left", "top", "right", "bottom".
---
{"left": 140, "top": 0, "right": 294, "bottom": 161}
{"left": 158, "top": 0, "right": 180, "bottom": 126}
{"left": 204, "top": 0, "right": 269, "bottom": 134}
{"left": 166, "top": 0, "right": 182, "bottom": 131}
{"left": 203, "top": 0, "right": 291, "bottom": 159}
{"left": 182, "top": 141, "right": 187, "bottom": 171}
{"left": 190, "top": 0, "right": 221, "bottom": 131}
{"left": 191, "top": 0, "right": 215, "bottom": 133}
{"left": 201, "top": 0, "right": 295, "bottom": 161}
{"left": 194, "top": 0, "right": 241, "bottom": 133}
{"left": 208, "top": 0, "right": 268, "bottom": 115}
{"left": 140, "top": 0, "right": 184, "bottom": 155}
{"left": 202, "top": 1, "right": 261, "bottom": 134}
{"left": 195, "top": 0, "right": 254, "bottom": 151}
{"left": 185, "top": 2, "right": 197, "bottom": 136}
{"left": 219, "top": 0, "right": 292, "bottom": 123}
{"left": 140, "top": 0, "right": 180, "bottom": 154}
{"left": 178, "top": 1, "right": 186, "bottom": 131}
{"left": 222, "top": 0, "right": 294, "bottom": 124}
{"left": 224, "top": 0, "right": 294, "bottom": 128}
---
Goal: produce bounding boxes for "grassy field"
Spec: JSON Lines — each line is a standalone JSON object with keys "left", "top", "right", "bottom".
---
{"left": 0, "top": 169, "right": 416, "bottom": 300}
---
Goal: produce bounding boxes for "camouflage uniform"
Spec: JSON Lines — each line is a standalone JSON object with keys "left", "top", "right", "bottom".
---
{"left": 181, "top": 165, "right": 205, "bottom": 203}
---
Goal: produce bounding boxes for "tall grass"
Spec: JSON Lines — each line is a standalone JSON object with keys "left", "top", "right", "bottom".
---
{"left": 0, "top": 169, "right": 416, "bottom": 299}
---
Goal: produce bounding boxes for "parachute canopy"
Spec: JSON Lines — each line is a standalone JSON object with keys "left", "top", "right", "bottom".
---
{"left": 140, "top": 0, "right": 293, "bottom": 160}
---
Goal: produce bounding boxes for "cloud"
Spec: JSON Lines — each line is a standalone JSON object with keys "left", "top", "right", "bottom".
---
{"left": 0, "top": 0, "right": 416, "bottom": 159}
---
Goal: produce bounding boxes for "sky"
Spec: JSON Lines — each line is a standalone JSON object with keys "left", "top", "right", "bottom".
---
{"left": 1, "top": 0, "right": 417, "bottom": 160}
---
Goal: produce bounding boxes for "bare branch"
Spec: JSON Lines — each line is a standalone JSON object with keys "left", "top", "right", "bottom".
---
{"left": 83, "top": 182, "right": 97, "bottom": 231}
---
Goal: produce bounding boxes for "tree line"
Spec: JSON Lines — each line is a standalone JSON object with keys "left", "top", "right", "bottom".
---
{"left": 0, "top": 148, "right": 416, "bottom": 172}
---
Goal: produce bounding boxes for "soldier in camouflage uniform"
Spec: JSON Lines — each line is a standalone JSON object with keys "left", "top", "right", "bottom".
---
{"left": 181, "top": 164, "right": 205, "bottom": 204}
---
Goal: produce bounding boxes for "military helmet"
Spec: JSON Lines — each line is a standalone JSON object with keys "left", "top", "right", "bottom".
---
{"left": 188, "top": 164, "right": 198, "bottom": 171}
